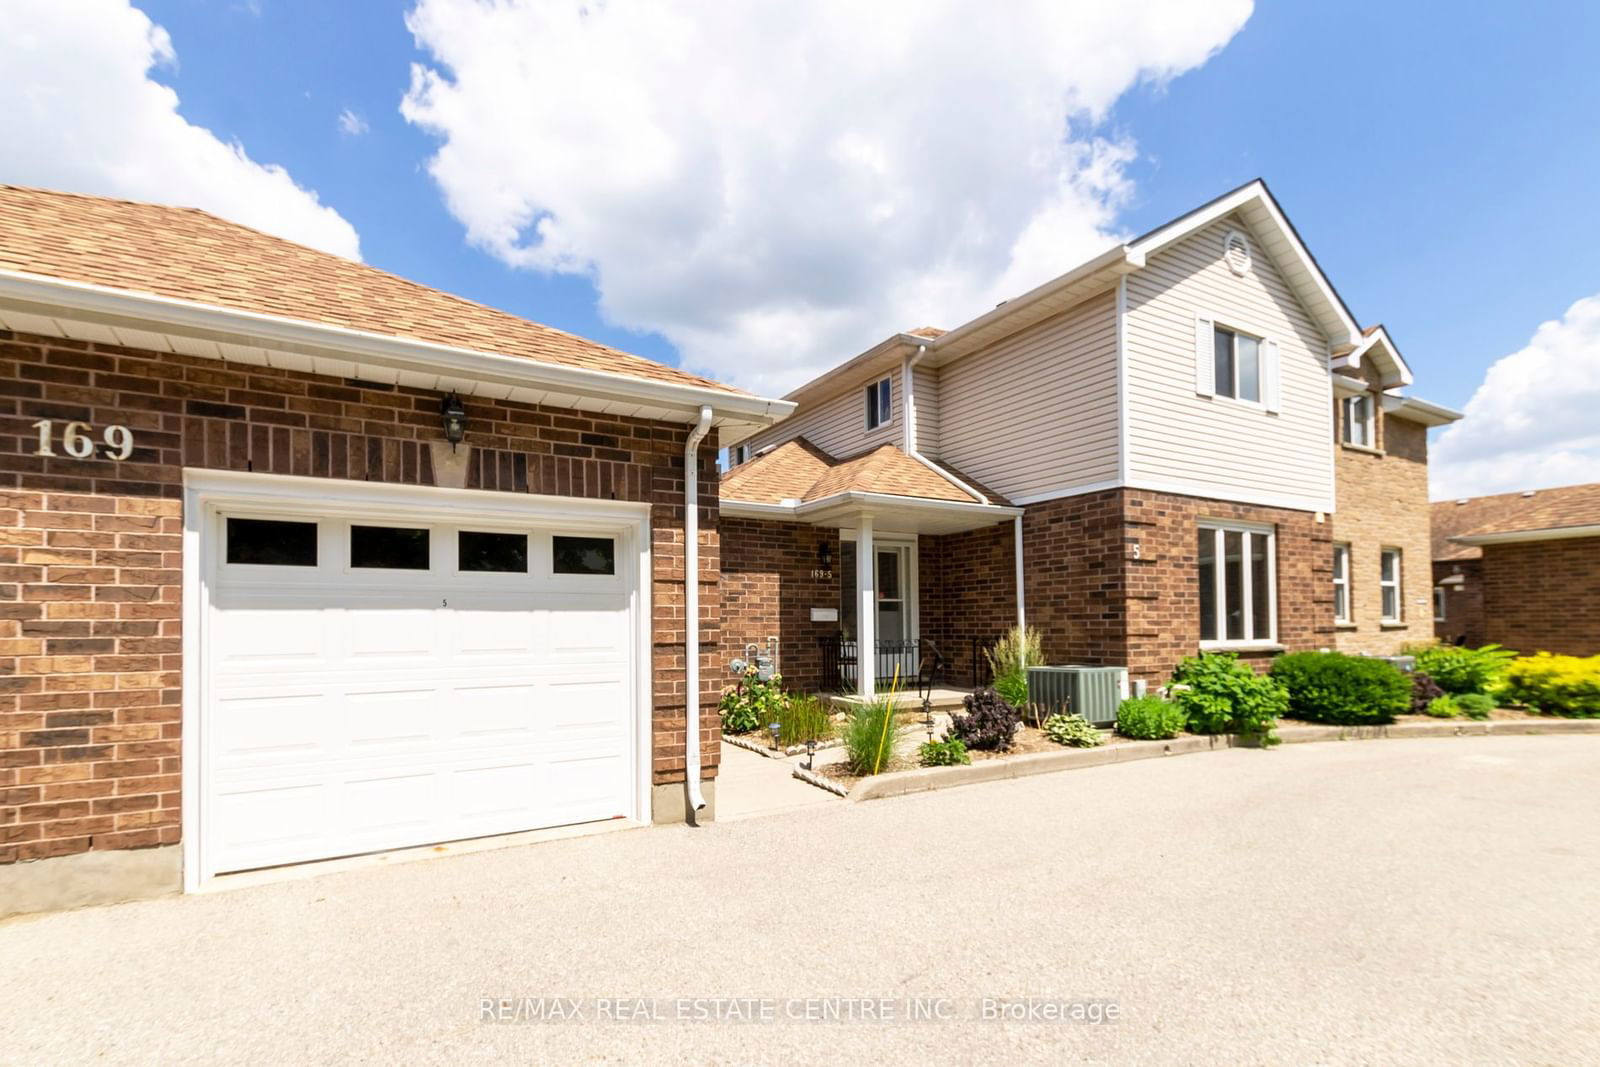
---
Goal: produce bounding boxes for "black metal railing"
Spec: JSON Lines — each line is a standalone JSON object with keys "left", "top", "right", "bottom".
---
{"left": 971, "top": 634, "right": 1000, "bottom": 690}
{"left": 819, "top": 635, "right": 920, "bottom": 691}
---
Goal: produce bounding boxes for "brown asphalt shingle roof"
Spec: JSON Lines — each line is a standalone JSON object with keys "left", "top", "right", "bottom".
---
{"left": 721, "top": 438, "right": 1001, "bottom": 507}
{"left": 0, "top": 184, "right": 744, "bottom": 394}
{"left": 1433, "top": 482, "right": 1600, "bottom": 559}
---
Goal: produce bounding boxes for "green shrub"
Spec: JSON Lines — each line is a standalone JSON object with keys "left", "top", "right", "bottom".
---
{"left": 1043, "top": 713, "right": 1105, "bottom": 748}
{"left": 1409, "top": 643, "right": 1518, "bottom": 695}
{"left": 1410, "top": 672, "right": 1445, "bottom": 715}
{"left": 918, "top": 738, "right": 971, "bottom": 766}
{"left": 1455, "top": 692, "right": 1495, "bottom": 720}
{"left": 1115, "top": 696, "right": 1186, "bottom": 740}
{"left": 719, "top": 665, "right": 787, "bottom": 734}
{"left": 1170, "top": 653, "right": 1287, "bottom": 745}
{"left": 985, "top": 626, "right": 1043, "bottom": 709}
{"left": 841, "top": 696, "right": 901, "bottom": 776}
{"left": 1269, "top": 651, "right": 1409, "bottom": 726}
{"left": 947, "top": 688, "right": 1022, "bottom": 751}
{"left": 1503, "top": 653, "right": 1600, "bottom": 718}
{"left": 778, "top": 694, "right": 834, "bottom": 746}
{"left": 1424, "top": 694, "right": 1459, "bottom": 718}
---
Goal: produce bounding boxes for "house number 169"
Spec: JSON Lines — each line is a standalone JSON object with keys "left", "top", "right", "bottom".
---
{"left": 31, "top": 419, "right": 135, "bottom": 461}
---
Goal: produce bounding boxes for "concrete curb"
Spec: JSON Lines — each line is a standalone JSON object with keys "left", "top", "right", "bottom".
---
{"left": 841, "top": 718, "right": 1600, "bottom": 803}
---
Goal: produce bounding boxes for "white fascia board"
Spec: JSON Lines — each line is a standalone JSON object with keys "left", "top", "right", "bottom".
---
{"left": 1381, "top": 394, "right": 1463, "bottom": 426}
{"left": 720, "top": 491, "right": 1021, "bottom": 524}
{"left": 0, "top": 269, "right": 794, "bottom": 427}
{"left": 1340, "top": 326, "right": 1415, "bottom": 388}
{"left": 926, "top": 244, "right": 1142, "bottom": 361}
{"left": 1128, "top": 181, "right": 1361, "bottom": 349}
{"left": 1452, "top": 524, "right": 1600, "bottom": 546}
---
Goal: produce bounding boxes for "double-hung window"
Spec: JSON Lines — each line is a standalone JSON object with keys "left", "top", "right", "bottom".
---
{"left": 1379, "top": 547, "right": 1402, "bottom": 622}
{"left": 1342, "top": 394, "right": 1374, "bottom": 447}
{"left": 865, "top": 377, "right": 892, "bottom": 430}
{"left": 1332, "top": 543, "right": 1351, "bottom": 624}
{"left": 1213, "top": 326, "right": 1262, "bottom": 403}
{"left": 1198, "top": 522, "right": 1276, "bottom": 645}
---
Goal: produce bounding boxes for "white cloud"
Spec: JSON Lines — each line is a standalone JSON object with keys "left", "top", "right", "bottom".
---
{"left": 1431, "top": 294, "right": 1600, "bottom": 498}
{"left": 1, "top": 0, "right": 360, "bottom": 260}
{"left": 338, "top": 108, "right": 370, "bottom": 136}
{"left": 402, "top": 0, "right": 1252, "bottom": 392}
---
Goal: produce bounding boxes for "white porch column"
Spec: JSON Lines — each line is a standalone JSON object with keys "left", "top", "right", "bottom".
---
{"left": 856, "top": 515, "right": 875, "bottom": 700}
{"left": 1014, "top": 513, "right": 1026, "bottom": 631}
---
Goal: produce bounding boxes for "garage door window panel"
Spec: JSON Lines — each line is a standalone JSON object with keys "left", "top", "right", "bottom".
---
{"left": 351, "top": 524, "right": 431, "bottom": 570}
{"left": 459, "top": 530, "right": 529, "bottom": 574}
{"left": 553, "top": 535, "right": 616, "bottom": 576}
{"left": 226, "top": 517, "right": 318, "bottom": 567}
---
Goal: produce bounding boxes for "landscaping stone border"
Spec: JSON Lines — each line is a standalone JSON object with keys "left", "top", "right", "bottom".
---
{"left": 806, "top": 718, "right": 1600, "bottom": 803}
{"left": 722, "top": 733, "right": 844, "bottom": 760}
{"left": 791, "top": 766, "right": 851, "bottom": 797}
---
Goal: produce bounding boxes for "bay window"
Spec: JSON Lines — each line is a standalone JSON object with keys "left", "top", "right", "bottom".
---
{"left": 1198, "top": 522, "right": 1276, "bottom": 646}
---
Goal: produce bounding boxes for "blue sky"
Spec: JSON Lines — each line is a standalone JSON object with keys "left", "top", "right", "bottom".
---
{"left": 8, "top": 1, "right": 1600, "bottom": 495}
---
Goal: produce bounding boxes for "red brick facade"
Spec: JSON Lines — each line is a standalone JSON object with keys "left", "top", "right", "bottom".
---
{"left": 1477, "top": 538, "right": 1600, "bottom": 656}
{"left": 719, "top": 517, "right": 838, "bottom": 693}
{"left": 918, "top": 522, "right": 1019, "bottom": 687}
{"left": 0, "top": 329, "right": 720, "bottom": 866}
{"left": 1433, "top": 557, "right": 1485, "bottom": 646}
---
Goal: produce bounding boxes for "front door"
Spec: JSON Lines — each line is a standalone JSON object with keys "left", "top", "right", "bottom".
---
{"left": 874, "top": 543, "right": 916, "bottom": 687}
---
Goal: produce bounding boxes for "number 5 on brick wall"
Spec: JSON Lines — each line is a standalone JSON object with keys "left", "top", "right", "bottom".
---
{"left": 31, "top": 419, "right": 134, "bottom": 461}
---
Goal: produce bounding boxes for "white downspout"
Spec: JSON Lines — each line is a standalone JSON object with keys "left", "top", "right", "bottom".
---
{"left": 683, "top": 405, "right": 714, "bottom": 815}
{"left": 903, "top": 344, "right": 989, "bottom": 504}
{"left": 1014, "top": 514, "right": 1026, "bottom": 631}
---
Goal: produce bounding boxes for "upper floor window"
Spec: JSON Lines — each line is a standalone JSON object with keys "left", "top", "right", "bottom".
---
{"left": 729, "top": 443, "right": 750, "bottom": 467}
{"left": 1332, "top": 543, "right": 1351, "bottom": 624}
{"left": 1212, "top": 326, "right": 1262, "bottom": 403}
{"left": 1380, "top": 547, "right": 1402, "bottom": 622}
{"left": 1342, "top": 394, "right": 1374, "bottom": 447}
{"left": 865, "top": 377, "right": 892, "bottom": 430}
{"left": 1198, "top": 521, "right": 1276, "bottom": 646}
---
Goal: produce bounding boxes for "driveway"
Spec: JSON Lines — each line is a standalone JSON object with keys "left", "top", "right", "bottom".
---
{"left": 3, "top": 736, "right": 1598, "bottom": 1064}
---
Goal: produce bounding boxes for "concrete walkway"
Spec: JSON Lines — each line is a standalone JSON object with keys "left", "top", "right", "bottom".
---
{"left": 714, "top": 741, "right": 840, "bottom": 821}
{"left": 4, "top": 736, "right": 1598, "bottom": 1064}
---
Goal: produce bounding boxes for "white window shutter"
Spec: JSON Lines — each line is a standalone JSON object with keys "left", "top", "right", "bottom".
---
{"left": 1262, "top": 339, "right": 1282, "bottom": 413}
{"left": 1194, "top": 315, "right": 1215, "bottom": 396}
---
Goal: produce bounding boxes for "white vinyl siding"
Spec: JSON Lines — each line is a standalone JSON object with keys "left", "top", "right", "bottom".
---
{"left": 911, "top": 363, "right": 941, "bottom": 456}
{"left": 936, "top": 290, "right": 1119, "bottom": 500}
{"left": 745, "top": 367, "right": 902, "bottom": 459}
{"left": 1125, "top": 214, "right": 1334, "bottom": 512}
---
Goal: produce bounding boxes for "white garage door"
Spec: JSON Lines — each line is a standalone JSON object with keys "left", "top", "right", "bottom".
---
{"left": 199, "top": 496, "right": 640, "bottom": 877}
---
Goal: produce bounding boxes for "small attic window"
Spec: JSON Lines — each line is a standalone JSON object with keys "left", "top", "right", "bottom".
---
{"left": 1223, "top": 230, "right": 1252, "bottom": 276}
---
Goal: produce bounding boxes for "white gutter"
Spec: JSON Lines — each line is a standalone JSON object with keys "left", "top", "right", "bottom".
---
{"left": 1381, "top": 394, "right": 1463, "bottom": 427}
{"left": 0, "top": 269, "right": 795, "bottom": 426}
{"left": 721, "top": 490, "right": 1023, "bottom": 523}
{"left": 1452, "top": 524, "right": 1600, "bottom": 547}
{"left": 682, "top": 405, "right": 713, "bottom": 817}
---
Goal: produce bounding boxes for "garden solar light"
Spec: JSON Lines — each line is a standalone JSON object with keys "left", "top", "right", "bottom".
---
{"left": 768, "top": 721, "right": 781, "bottom": 749}
{"left": 805, "top": 738, "right": 816, "bottom": 771}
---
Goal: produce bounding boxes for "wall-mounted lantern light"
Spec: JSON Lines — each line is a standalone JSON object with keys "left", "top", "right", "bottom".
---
{"left": 817, "top": 541, "right": 833, "bottom": 570}
{"left": 440, "top": 392, "right": 467, "bottom": 451}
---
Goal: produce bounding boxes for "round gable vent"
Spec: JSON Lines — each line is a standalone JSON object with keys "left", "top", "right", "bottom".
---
{"left": 1223, "top": 230, "right": 1252, "bottom": 276}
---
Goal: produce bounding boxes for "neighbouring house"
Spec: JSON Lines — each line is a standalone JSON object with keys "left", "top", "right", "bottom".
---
{"left": 1432, "top": 482, "right": 1600, "bottom": 655}
{"left": 0, "top": 185, "right": 791, "bottom": 916}
{"left": 719, "top": 180, "right": 1461, "bottom": 698}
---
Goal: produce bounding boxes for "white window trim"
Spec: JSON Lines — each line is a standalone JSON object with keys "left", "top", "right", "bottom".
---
{"left": 1342, "top": 393, "right": 1375, "bottom": 448}
{"left": 1332, "top": 543, "right": 1351, "bottom": 625}
{"left": 865, "top": 376, "right": 892, "bottom": 431}
{"left": 1211, "top": 322, "right": 1267, "bottom": 408}
{"left": 1198, "top": 519, "right": 1278, "bottom": 650}
{"left": 1379, "top": 546, "right": 1403, "bottom": 623}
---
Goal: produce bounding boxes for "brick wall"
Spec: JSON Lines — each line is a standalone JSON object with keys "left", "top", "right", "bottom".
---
{"left": 919, "top": 522, "right": 1018, "bottom": 688}
{"left": 719, "top": 517, "right": 838, "bottom": 693}
{"left": 0, "top": 329, "right": 719, "bottom": 865}
{"left": 1433, "top": 557, "right": 1485, "bottom": 646}
{"left": 1330, "top": 375, "right": 1434, "bottom": 654}
{"left": 1009, "top": 488, "right": 1327, "bottom": 686}
{"left": 1479, "top": 538, "right": 1600, "bottom": 656}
